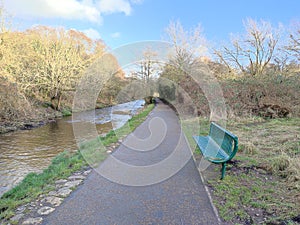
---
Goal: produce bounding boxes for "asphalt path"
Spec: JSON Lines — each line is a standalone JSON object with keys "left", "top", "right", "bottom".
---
{"left": 42, "top": 100, "right": 220, "bottom": 225}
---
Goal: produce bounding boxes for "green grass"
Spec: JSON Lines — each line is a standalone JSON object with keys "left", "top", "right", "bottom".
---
{"left": 61, "top": 108, "right": 72, "bottom": 117}
{"left": 80, "top": 104, "right": 155, "bottom": 167}
{"left": 182, "top": 116, "right": 300, "bottom": 224}
{"left": 181, "top": 117, "right": 210, "bottom": 155}
{"left": 0, "top": 104, "right": 154, "bottom": 221}
{"left": 0, "top": 151, "right": 84, "bottom": 220}
{"left": 209, "top": 170, "right": 299, "bottom": 224}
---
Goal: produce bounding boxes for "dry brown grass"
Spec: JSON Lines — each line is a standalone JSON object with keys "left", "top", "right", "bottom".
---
{"left": 183, "top": 116, "right": 300, "bottom": 224}
{"left": 269, "top": 153, "right": 300, "bottom": 189}
{"left": 227, "top": 117, "right": 300, "bottom": 189}
{"left": 185, "top": 116, "right": 300, "bottom": 189}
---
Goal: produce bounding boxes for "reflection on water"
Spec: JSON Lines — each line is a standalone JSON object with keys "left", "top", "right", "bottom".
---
{"left": 0, "top": 100, "right": 144, "bottom": 196}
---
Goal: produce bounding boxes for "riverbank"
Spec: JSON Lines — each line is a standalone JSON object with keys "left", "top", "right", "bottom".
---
{"left": 34, "top": 99, "right": 219, "bottom": 225}
{"left": 0, "top": 101, "right": 119, "bottom": 135}
{"left": 0, "top": 103, "right": 155, "bottom": 223}
{"left": 183, "top": 116, "right": 300, "bottom": 224}
{"left": 0, "top": 106, "right": 63, "bottom": 135}
{"left": 0, "top": 100, "right": 142, "bottom": 135}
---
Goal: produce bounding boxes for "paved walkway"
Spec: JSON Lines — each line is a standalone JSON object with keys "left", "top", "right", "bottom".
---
{"left": 42, "top": 100, "right": 220, "bottom": 225}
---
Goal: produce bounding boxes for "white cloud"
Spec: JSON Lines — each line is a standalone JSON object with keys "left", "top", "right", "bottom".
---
{"left": 4, "top": 0, "right": 143, "bottom": 23}
{"left": 111, "top": 32, "right": 121, "bottom": 38}
{"left": 4, "top": 0, "right": 102, "bottom": 23}
{"left": 82, "top": 28, "right": 102, "bottom": 40}
{"left": 97, "top": 0, "right": 131, "bottom": 15}
{"left": 130, "top": 0, "right": 144, "bottom": 4}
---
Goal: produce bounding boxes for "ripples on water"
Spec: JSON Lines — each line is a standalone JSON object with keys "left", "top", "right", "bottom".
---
{"left": 0, "top": 100, "right": 144, "bottom": 196}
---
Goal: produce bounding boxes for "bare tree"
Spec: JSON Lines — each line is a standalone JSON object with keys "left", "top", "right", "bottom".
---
{"left": 0, "top": 26, "right": 106, "bottom": 110}
{"left": 215, "top": 18, "right": 281, "bottom": 76}
{"left": 285, "top": 22, "right": 300, "bottom": 61}
{"left": 135, "top": 48, "right": 158, "bottom": 83}
{"left": 164, "top": 20, "right": 207, "bottom": 72}
{"left": 0, "top": 2, "right": 11, "bottom": 33}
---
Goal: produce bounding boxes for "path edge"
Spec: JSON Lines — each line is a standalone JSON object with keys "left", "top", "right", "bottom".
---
{"left": 184, "top": 134, "right": 222, "bottom": 225}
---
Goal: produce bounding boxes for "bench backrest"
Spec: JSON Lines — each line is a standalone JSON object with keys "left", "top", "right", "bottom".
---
{"left": 209, "top": 122, "right": 238, "bottom": 160}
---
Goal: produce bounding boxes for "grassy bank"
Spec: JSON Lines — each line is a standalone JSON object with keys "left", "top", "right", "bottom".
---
{"left": 0, "top": 103, "right": 154, "bottom": 221}
{"left": 183, "top": 116, "right": 300, "bottom": 224}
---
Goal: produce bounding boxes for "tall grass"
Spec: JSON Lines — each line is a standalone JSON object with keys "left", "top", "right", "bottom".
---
{"left": 183, "top": 116, "right": 300, "bottom": 224}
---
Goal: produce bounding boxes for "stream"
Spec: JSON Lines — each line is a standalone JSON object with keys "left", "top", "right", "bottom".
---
{"left": 0, "top": 100, "right": 145, "bottom": 197}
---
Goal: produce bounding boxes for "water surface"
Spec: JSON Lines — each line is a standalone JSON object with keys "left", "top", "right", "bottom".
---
{"left": 0, "top": 100, "right": 144, "bottom": 196}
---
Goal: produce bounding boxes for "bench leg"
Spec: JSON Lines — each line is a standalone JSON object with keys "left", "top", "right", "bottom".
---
{"left": 221, "top": 163, "right": 226, "bottom": 180}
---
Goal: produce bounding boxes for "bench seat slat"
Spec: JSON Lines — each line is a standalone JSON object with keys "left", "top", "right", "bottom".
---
{"left": 193, "top": 122, "right": 238, "bottom": 179}
{"left": 193, "top": 136, "right": 230, "bottom": 162}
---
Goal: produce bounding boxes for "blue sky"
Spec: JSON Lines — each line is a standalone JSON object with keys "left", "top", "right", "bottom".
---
{"left": 3, "top": 0, "right": 300, "bottom": 50}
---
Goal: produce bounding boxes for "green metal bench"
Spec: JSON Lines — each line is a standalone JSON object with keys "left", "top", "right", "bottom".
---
{"left": 193, "top": 122, "right": 239, "bottom": 179}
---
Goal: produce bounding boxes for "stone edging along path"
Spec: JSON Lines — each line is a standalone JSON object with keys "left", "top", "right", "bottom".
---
{"left": 6, "top": 102, "right": 220, "bottom": 225}
{"left": 4, "top": 105, "right": 151, "bottom": 225}
{"left": 6, "top": 142, "right": 122, "bottom": 225}
{"left": 13, "top": 168, "right": 92, "bottom": 225}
